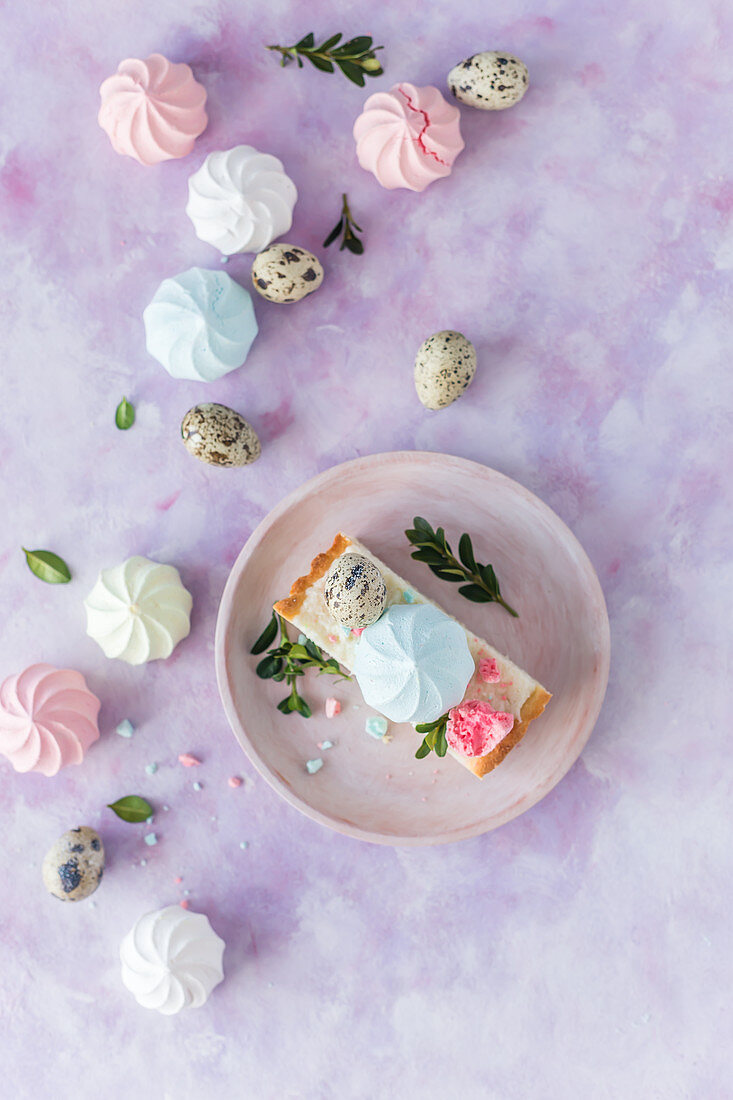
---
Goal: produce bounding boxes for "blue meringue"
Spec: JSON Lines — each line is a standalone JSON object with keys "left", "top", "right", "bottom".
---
{"left": 353, "top": 603, "right": 474, "bottom": 725}
{"left": 143, "top": 267, "right": 258, "bottom": 382}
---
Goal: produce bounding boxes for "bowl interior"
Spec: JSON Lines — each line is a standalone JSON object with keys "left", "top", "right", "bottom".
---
{"left": 216, "top": 452, "right": 610, "bottom": 844}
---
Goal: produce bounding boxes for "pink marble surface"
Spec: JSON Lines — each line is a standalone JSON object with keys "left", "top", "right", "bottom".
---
{"left": 1, "top": 0, "right": 731, "bottom": 1096}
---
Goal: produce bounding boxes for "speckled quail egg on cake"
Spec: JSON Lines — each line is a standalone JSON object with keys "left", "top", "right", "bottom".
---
{"left": 324, "top": 554, "right": 387, "bottom": 629}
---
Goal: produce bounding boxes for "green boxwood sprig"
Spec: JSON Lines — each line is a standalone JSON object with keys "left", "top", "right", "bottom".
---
{"left": 415, "top": 713, "right": 449, "bottom": 759}
{"left": 251, "top": 612, "right": 351, "bottom": 718}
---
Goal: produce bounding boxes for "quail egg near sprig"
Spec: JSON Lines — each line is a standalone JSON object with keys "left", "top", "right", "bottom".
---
{"left": 324, "top": 554, "right": 387, "bottom": 629}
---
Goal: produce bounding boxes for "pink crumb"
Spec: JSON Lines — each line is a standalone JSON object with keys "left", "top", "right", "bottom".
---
{"left": 351, "top": 627, "right": 364, "bottom": 637}
{"left": 385, "top": 773, "right": 392, "bottom": 779}
{"left": 173, "top": 876, "right": 182, "bottom": 885}
{"left": 479, "top": 658, "right": 501, "bottom": 683}
{"left": 180, "top": 899, "right": 190, "bottom": 910}
{"left": 421, "top": 797, "right": 427, "bottom": 802}
{"left": 325, "top": 697, "right": 341, "bottom": 718}
{"left": 178, "top": 753, "right": 201, "bottom": 767}
{"left": 327, "top": 633, "right": 339, "bottom": 643}
{"left": 446, "top": 700, "right": 515, "bottom": 758}
{"left": 228, "top": 775, "right": 243, "bottom": 788}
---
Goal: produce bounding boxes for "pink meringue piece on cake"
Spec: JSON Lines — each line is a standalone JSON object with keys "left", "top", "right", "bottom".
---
{"left": 0, "top": 664, "right": 101, "bottom": 776}
{"left": 353, "top": 82, "right": 464, "bottom": 191}
{"left": 99, "top": 53, "right": 208, "bottom": 166}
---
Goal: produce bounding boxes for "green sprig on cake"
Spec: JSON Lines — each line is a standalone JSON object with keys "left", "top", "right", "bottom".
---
{"left": 404, "top": 517, "right": 518, "bottom": 617}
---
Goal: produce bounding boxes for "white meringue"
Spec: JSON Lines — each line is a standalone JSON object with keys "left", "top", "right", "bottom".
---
{"left": 84, "top": 556, "right": 192, "bottom": 665}
{"left": 353, "top": 603, "right": 474, "bottom": 724}
{"left": 186, "top": 145, "right": 297, "bottom": 255}
{"left": 143, "top": 267, "right": 258, "bottom": 382}
{"left": 120, "top": 905, "right": 225, "bottom": 1015}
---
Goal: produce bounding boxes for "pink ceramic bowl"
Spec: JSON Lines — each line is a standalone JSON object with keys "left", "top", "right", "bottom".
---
{"left": 215, "top": 452, "right": 610, "bottom": 846}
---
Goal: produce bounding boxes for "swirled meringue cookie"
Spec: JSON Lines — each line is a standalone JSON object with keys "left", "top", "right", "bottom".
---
{"left": 98, "top": 53, "right": 207, "bottom": 166}
{"left": 186, "top": 145, "right": 297, "bottom": 255}
{"left": 353, "top": 82, "right": 464, "bottom": 191}
{"left": 353, "top": 604, "right": 474, "bottom": 724}
{"left": 120, "top": 905, "right": 225, "bottom": 1015}
{"left": 84, "top": 556, "right": 192, "bottom": 665}
{"left": 0, "top": 664, "right": 100, "bottom": 776}
{"left": 143, "top": 268, "right": 258, "bottom": 382}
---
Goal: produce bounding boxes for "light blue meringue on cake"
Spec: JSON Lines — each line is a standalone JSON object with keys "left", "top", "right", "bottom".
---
{"left": 143, "top": 267, "right": 258, "bottom": 382}
{"left": 353, "top": 603, "right": 474, "bottom": 725}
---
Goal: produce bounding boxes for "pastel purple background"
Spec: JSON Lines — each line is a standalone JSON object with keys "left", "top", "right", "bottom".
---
{"left": 1, "top": 0, "right": 731, "bottom": 1096}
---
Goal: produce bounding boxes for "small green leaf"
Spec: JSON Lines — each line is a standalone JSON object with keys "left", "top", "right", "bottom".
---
{"left": 428, "top": 565, "right": 465, "bottom": 582}
{"left": 107, "top": 795, "right": 153, "bottom": 823}
{"left": 410, "top": 548, "right": 445, "bottom": 565}
{"left": 343, "top": 236, "right": 364, "bottom": 254}
{"left": 319, "top": 33, "right": 343, "bottom": 50}
{"left": 323, "top": 218, "right": 344, "bottom": 248}
{"left": 307, "top": 54, "right": 335, "bottom": 73}
{"left": 295, "top": 696, "right": 312, "bottom": 718}
{"left": 115, "top": 397, "right": 135, "bottom": 430}
{"left": 22, "top": 548, "right": 71, "bottom": 585}
{"left": 458, "top": 533, "right": 476, "bottom": 572}
{"left": 287, "top": 644, "right": 311, "bottom": 660}
{"left": 435, "top": 725, "right": 448, "bottom": 757}
{"left": 415, "top": 738, "right": 432, "bottom": 759}
{"left": 278, "top": 696, "right": 294, "bottom": 714}
{"left": 256, "top": 654, "right": 283, "bottom": 679}
{"left": 251, "top": 613, "right": 279, "bottom": 654}
{"left": 338, "top": 35, "right": 373, "bottom": 54}
{"left": 336, "top": 60, "right": 365, "bottom": 86}
{"left": 412, "top": 517, "right": 434, "bottom": 535}
{"left": 295, "top": 32, "right": 315, "bottom": 48}
{"left": 457, "top": 584, "right": 492, "bottom": 602}
{"left": 480, "top": 563, "right": 499, "bottom": 593}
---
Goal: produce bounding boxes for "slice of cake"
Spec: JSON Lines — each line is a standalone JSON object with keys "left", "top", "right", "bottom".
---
{"left": 274, "top": 534, "right": 551, "bottom": 778}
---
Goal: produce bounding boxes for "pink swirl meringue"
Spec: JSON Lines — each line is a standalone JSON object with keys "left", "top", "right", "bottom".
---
{"left": 353, "top": 82, "right": 464, "bottom": 191}
{"left": 0, "top": 664, "right": 101, "bottom": 776}
{"left": 98, "top": 53, "right": 207, "bottom": 166}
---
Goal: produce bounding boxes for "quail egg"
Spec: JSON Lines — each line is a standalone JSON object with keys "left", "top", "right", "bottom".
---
{"left": 42, "top": 826, "right": 105, "bottom": 902}
{"left": 181, "top": 403, "right": 261, "bottom": 467}
{"left": 251, "top": 244, "right": 324, "bottom": 304}
{"left": 448, "top": 51, "right": 529, "bottom": 110}
{"left": 324, "top": 554, "right": 387, "bottom": 629}
{"left": 414, "top": 331, "right": 477, "bottom": 410}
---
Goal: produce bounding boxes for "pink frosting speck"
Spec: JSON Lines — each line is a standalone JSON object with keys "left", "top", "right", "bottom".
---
{"left": 228, "top": 775, "right": 242, "bottom": 788}
{"left": 479, "top": 657, "right": 501, "bottom": 683}
{"left": 446, "top": 700, "right": 514, "bottom": 758}
{"left": 325, "top": 697, "right": 341, "bottom": 718}
{"left": 178, "top": 752, "right": 201, "bottom": 767}
{"left": 351, "top": 627, "right": 364, "bottom": 637}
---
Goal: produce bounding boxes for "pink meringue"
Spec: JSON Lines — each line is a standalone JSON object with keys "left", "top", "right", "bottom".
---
{"left": 353, "top": 82, "right": 464, "bottom": 191}
{"left": 0, "top": 664, "right": 101, "bottom": 776}
{"left": 99, "top": 53, "right": 207, "bottom": 166}
{"left": 446, "top": 699, "right": 514, "bottom": 758}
